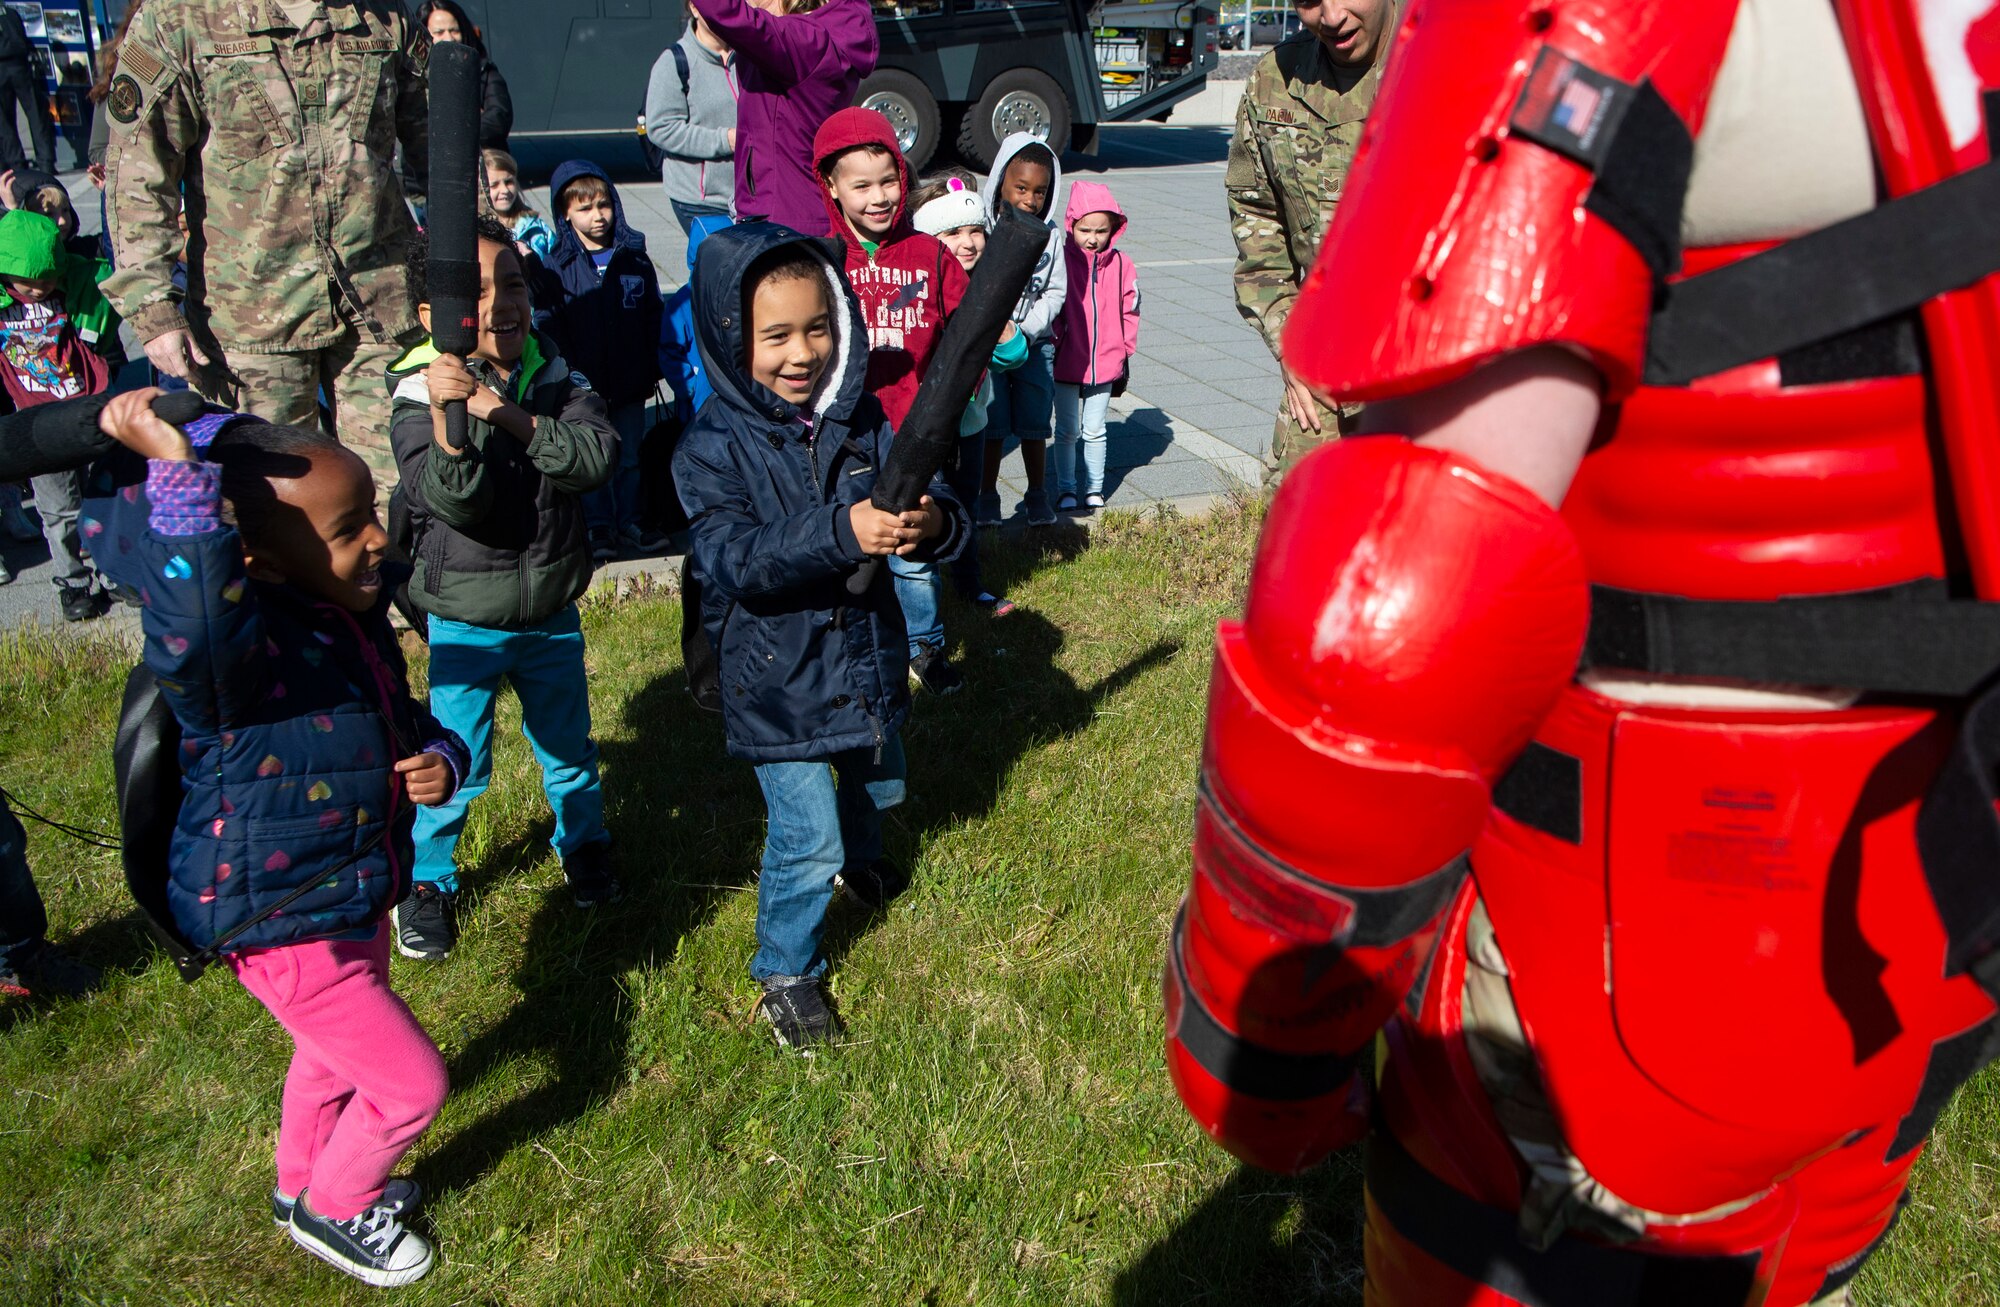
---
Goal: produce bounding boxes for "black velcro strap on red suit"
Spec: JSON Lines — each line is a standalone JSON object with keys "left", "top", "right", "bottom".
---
{"left": 1365, "top": 1129, "right": 1762, "bottom": 1307}
{"left": 1169, "top": 908, "right": 1357, "bottom": 1103}
{"left": 1916, "top": 682, "right": 2000, "bottom": 1002}
{"left": 1509, "top": 46, "right": 1692, "bottom": 280}
{"left": 1584, "top": 581, "right": 2000, "bottom": 698}
{"left": 1644, "top": 155, "right": 2000, "bottom": 385}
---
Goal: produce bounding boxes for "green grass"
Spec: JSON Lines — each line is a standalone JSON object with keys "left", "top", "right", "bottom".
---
{"left": 0, "top": 504, "right": 1995, "bottom": 1305}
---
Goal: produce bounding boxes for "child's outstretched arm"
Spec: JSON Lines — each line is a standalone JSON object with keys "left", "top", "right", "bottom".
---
{"left": 95, "top": 389, "right": 270, "bottom": 736}
{"left": 690, "top": 0, "right": 873, "bottom": 86}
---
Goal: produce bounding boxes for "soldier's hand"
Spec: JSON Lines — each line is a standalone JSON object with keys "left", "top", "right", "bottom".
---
{"left": 98, "top": 387, "right": 195, "bottom": 462}
{"left": 1282, "top": 363, "right": 1323, "bottom": 434}
{"left": 144, "top": 329, "right": 213, "bottom": 383}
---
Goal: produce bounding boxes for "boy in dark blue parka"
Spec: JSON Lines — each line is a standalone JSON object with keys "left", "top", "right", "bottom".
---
{"left": 539, "top": 161, "right": 665, "bottom": 559}
{"left": 674, "top": 223, "right": 966, "bottom": 1049}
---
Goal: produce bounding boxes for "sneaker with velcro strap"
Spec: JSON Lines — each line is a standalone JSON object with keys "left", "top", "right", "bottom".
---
{"left": 288, "top": 1189, "right": 435, "bottom": 1287}
{"left": 757, "top": 977, "right": 843, "bottom": 1051}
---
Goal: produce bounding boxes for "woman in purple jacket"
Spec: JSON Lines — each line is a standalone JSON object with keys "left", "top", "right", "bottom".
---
{"left": 689, "top": 0, "right": 877, "bottom": 236}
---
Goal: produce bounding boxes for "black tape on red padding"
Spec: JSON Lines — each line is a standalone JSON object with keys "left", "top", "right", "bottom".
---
{"left": 1169, "top": 910, "right": 1356, "bottom": 1103}
{"left": 1366, "top": 1129, "right": 1762, "bottom": 1307}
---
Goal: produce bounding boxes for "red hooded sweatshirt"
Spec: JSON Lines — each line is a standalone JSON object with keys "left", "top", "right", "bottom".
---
{"left": 812, "top": 107, "right": 968, "bottom": 430}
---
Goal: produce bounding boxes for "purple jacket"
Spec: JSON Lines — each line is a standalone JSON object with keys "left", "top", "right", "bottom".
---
{"left": 697, "top": 0, "right": 877, "bottom": 235}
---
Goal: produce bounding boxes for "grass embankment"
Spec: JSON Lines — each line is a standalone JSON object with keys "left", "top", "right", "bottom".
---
{"left": 0, "top": 505, "right": 1994, "bottom": 1305}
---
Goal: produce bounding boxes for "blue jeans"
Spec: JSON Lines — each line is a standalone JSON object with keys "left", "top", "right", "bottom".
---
{"left": 984, "top": 340, "right": 1055, "bottom": 445}
{"left": 1053, "top": 382, "right": 1113, "bottom": 496}
{"left": 584, "top": 401, "right": 646, "bottom": 535}
{"left": 412, "top": 608, "right": 607, "bottom": 892}
{"left": 888, "top": 553, "right": 942, "bottom": 657}
{"left": 749, "top": 734, "right": 906, "bottom": 982}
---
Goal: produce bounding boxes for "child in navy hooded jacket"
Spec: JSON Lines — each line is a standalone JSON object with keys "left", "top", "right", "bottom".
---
{"left": 538, "top": 160, "right": 665, "bottom": 558}
{"left": 673, "top": 222, "right": 966, "bottom": 1048}
{"left": 84, "top": 392, "right": 469, "bottom": 1285}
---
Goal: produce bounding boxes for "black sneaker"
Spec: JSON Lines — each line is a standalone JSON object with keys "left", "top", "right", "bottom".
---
{"left": 393, "top": 884, "right": 456, "bottom": 961}
{"left": 562, "top": 841, "right": 623, "bottom": 908}
{"left": 102, "top": 580, "right": 143, "bottom": 608}
{"left": 757, "top": 978, "right": 843, "bottom": 1050}
{"left": 274, "top": 1178, "right": 421, "bottom": 1227}
{"left": 57, "top": 582, "right": 108, "bottom": 622}
{"left": 0, "top": 939, "right": 101, "bottom": 999}
{"left": 909, "top": 643, "right": 964, "bottom": 696}
{"left": 588, "top": 527, "right": 616, "bottom": 562}
{"left": 833, "top": 858, "right": 909, "bottom": 912}
{"left": 288, "top": 1190, "right": 435, "bottom": 1287}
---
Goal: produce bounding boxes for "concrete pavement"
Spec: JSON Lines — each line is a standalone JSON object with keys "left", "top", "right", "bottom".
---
{"left": 1, "top": 114, "right": 1284, "bottom": 630}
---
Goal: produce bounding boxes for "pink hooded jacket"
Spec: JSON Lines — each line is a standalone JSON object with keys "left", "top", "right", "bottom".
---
{"left": 1052, "top": 181, "right": 1140, "bottom": 387}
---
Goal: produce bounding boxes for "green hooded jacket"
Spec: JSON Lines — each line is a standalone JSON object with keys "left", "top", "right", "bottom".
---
{"left": 0, "top": 208, "right": 121, "bottom": 351}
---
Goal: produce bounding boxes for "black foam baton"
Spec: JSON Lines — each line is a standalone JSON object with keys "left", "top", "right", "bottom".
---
{"left": 847, "top": 203, "right": 1049, "bottom": 596}
{"left": 426, "top": 41, "right": 482, "bottom": 451}
{"left": 0, "top": 389, "right": 208, "bottom": 481}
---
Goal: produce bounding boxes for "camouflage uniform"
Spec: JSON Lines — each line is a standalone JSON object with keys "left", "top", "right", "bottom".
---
{"left": 1227, "top": 31, "right": 1385, "bottom": 484}
{"left": 101, "top": 0, "right": 428, "bottom": 494}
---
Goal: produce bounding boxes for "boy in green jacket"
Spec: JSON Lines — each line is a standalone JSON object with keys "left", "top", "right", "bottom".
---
{"left": 0, "top": 207, "right": 120, "bottom": 618}
{"left": 386, "top": 215, "right": 621, "bottom": 960}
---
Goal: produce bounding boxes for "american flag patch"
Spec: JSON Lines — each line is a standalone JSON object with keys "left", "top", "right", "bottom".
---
{"left": 1510, "top": 46, "right": 1633, "bottom": 167}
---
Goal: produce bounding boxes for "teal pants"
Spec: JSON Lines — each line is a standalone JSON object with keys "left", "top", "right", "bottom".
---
{"left": 412, "top": 607, "right": 606, "bottom": 891}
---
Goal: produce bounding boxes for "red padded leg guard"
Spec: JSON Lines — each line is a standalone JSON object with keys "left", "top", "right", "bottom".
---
{"left": 1168, "top": 437, "right": 1589, "bottom": 1172}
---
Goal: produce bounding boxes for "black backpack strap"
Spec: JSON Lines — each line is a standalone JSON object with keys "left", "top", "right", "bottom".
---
{"left": 672, "top": 42, "right": 690, "bottom": 97}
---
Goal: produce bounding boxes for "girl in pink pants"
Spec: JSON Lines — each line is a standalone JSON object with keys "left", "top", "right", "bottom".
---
{"left": 92, "top": 398, "right": 471, "bottom": 1287}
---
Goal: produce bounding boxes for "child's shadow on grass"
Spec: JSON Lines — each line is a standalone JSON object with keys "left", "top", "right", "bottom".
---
{"left": 1109, "top": 1160, "right": 1366, "bottom": 1306}
{"left": 418, "top": 662, "right": 762, "bottom": 1198}
{"left": 423, "top": 527, "right": 1176, "bottom": 1189}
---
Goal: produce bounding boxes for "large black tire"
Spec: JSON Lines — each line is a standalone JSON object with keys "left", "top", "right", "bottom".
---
{"left": 956, "top": 68, "right": 1071, "bottom": 172}
{"left": 856, "top": 69, "right": 941, "bottom": 171}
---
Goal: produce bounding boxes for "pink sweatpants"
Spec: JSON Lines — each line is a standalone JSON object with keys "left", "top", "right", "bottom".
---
{"left": 228, "top": 921, "right": 448, "bottom": 1220}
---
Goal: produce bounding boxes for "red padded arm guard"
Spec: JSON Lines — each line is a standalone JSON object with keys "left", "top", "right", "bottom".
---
{"left": 1283, "top": 0, "right": 1738, "bottom": 404}
{"left": 1167, "top": 438, "right": 1589, "bottom": 1172}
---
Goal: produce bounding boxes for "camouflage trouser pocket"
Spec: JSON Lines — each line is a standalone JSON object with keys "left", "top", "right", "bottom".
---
{"left": 1263, "top": 399, "right": 1358, "bottom": 490}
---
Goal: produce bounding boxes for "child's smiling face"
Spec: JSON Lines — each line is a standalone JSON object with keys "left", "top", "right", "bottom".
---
{"left": 486, "top": 168, "right": 521, "bottom": 217}
{"left": 824, "top": 146, "right": 902, "bottom": 242}
{"left": 747, "top": 269, "right": 833, "bottom": 406}
{"left": 245, "top": 449, "right": 390, "bottom": 613}
{"left": 938, "top": 224, "right": 985, "bottom": 273}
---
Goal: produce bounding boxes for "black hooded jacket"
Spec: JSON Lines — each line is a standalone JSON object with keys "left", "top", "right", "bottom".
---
{"left": 537, "top": 160, "right": 664, "bottom": 408}
{"left": 673, "top": 223, "right": 966, "bottom": 762}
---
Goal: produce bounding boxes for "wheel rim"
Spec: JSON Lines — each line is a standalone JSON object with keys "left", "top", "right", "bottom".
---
{"left": 862, "top": 92, "right": 921, "bottom": 154}
{"left": 992, "top": 90, "right": 1051, "bottom": 142}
